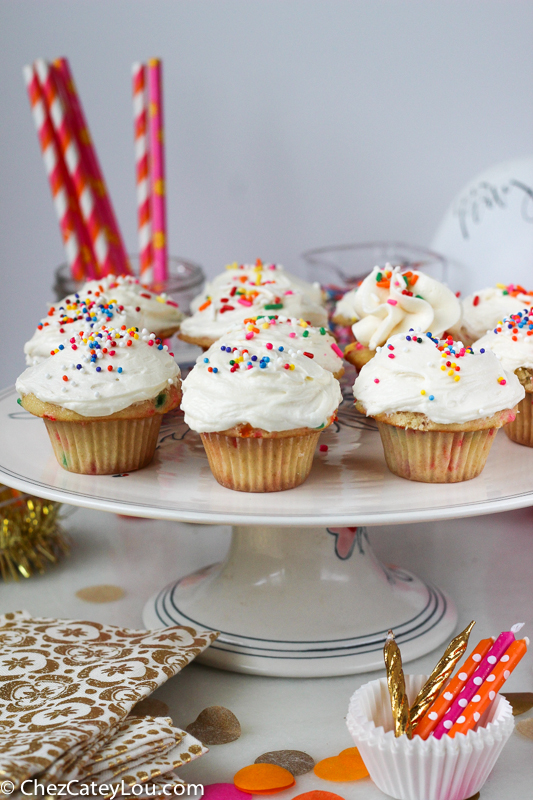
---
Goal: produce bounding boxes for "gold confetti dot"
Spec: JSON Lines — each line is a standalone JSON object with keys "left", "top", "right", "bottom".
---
{"left": 75, "top": 584, "right": 126, "bottom": 603}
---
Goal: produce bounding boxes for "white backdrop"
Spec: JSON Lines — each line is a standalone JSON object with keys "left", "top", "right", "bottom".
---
{"left": 1, "top": 0, "right": 533, "bottom": 385}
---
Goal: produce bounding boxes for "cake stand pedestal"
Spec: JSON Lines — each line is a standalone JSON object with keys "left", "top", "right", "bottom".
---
{"left": 143, "top": 523, "right": 455, "bottom": 677}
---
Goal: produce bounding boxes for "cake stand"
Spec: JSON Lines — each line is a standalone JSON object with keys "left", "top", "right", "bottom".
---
{"left": 2, "top": 381, "right": 533, "bottom": 678}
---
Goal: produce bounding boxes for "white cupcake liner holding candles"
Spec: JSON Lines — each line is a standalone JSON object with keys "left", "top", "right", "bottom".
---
{"left": 346, "top": 674, "right": 514, "bottom": 800}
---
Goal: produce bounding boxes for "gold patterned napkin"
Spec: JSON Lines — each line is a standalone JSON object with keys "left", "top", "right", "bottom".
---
{"left": 0, "top": 610, "right": 217, "bottom": 791}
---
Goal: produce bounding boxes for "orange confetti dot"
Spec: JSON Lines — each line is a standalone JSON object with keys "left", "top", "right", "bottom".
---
{"left": 313, "top": 747, "right": 369, "bottom": 782}
{"left": 234, "top": 764, "right": 295, "bottom": 794}
{"left": 293, "top": 793, "right": 345, "bottom": 800}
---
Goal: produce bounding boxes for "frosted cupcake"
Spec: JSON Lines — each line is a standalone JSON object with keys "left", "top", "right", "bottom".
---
{"left": 221, "top": 315, "right": 345, "bottom": 379}
{"left": 475, "top": 307, "right": 533, "bottom": 446}
{"left": 180, "top": 272, "right": 328, "bottom": 351}
{"left": 332, "top": 286, "right": 359, "bottom": 326}
{"left": 191, "top": 259, "right": 323, "bottom": 311}
{"left": 181, "top": 335, "right": 342, "bottom": 492}
{"left": 24, "top": 293, "right": 130, "bottom": 366}
{"left": 353, "top": 331, "right": 523, "bottom": 482}
{"left": 343, "top": 266, "right": 460, "bottom": 370}
{"left": 17, "top": 325, "right": 181, "bottom": 474}
{"left": 450, "top": 283, "right": 533, "bottom": 345}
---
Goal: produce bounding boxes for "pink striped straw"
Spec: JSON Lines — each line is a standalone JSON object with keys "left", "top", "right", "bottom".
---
{"left": 35, "top": 58, "right": 119, "bottom": 278}
{"left": 148, "top": 58, "right": 168, "bottom": 285}
{"left": 23, "top": 63, "right": 97, "bottom": 281}
{"left": 52, "top": 58, "right": 131, "bottom": 276}
{"left": 433, "top": 622, "right": 524, "bottom": 739}
{"left": 132, "top": 62, "right": 153, "bottom": 284}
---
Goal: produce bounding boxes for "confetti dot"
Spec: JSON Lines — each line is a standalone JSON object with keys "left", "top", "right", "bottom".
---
{"left": 75, "top": 585, "right": 125, "bottom": 603}
{"left": 187, "top": 706, "right": 241, "bottom": 745}
{"left": 292, "top": 793, "right": 345, "bottom": 800}
{"left": 313, "top": 748, "right": 368, "bottom": 782}
{"left": 234, "top": 764, "right": 294, "bottom": 794}
{"left": 203, "top": 786, "right": 250, "bottom": 800}
{"left": 255, "top": 750, "right": 315, "bottom": 777}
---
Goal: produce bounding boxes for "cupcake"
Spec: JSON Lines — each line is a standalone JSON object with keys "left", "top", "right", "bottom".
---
{"left": 24, "top": 292, "right": 130, "bottom": 366}
{"left": 353, "top": 331, "right": 523, "bottom": 482}
{"left": 221, "top": 315, "right": 345, "bottom": 379}
{"left": 475, "top": 307, "right": 533, "bottom": 446}
{"left": 16, "top": 325, "right": 181, "bottom": 475}
{"left": 450, "top": 283, "right": 533, "bottom": 346}
{"left": 332, "top": 286, "right": 359, "bottom": 326}
{"left": 179, "top": 270, "right": 328, "bottom": 351}
{"left": 190, "top": 259, "right": 323, "bottom": 311}
{"left": 347, "top": 674, "right": 514, "bottom": 800}
{"left": 343, "top": 265, "right": 460, "bottom": 370}
{"left": 181, "top": 335, "right": 342, "bottom": 492}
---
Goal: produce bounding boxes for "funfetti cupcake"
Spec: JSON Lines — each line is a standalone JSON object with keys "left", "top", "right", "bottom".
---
{"left": 353, "top": 331, "right": 523, "bottom": 483}
{"left": 221, "top": 315, "right": 345, "bottom": 379}
{"left": 190, "top": 259, "right": 324, "bottom": 311}
{"left": 344, "top": 265, "right": 460, "bottom": 370}
{"left": 333, "top": 286, "right": 359, "bottom": 326}
{"left": 16, "top": 325, "right": 181, "bottom": 475}
{"left": 475, "top": 307, "right": 533, "bottom": 446}
{"left": 181, "top": 335, "right": 342, "bottom": 492}
{"left": 450, "top": 283, "right": 533, "bottom": 346}
{"left": 179, "top": 273, "right": 328, "bottom": 351}
{"left": 24, "top": 292, "right": 131, "bottom": 366}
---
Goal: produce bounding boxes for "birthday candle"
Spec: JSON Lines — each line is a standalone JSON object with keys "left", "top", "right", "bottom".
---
{"left": 448, "top": 637, "right": 528, "bottom": 738}
{"left": 413, "top": 637, "right": 494, "bottom": 739}
{"left": 433, "top": 623, "right": 524, "bottom": 739}
{"left": 384, "top": 630, "right": 412, "bottom": 738}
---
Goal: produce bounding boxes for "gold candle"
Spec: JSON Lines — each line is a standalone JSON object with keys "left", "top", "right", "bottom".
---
{"left": 410, "top": 620, "right": 476, "bottom": 729}
{"left": 384, "top": 630, "right": 412, "bottom": 738}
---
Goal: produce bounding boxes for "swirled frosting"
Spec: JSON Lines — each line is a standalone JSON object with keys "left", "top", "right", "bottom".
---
{"left": 24, "top": 293, "right": 131, "bottom": 366}
{"left": 333, "top": 287, "right": 359, "bottom": 322}
{"left": 350, "top": 266, "right": 460, "bottom": 350}
{"left": 182, "top": 334, "right": 342, "bottom": 433}
{"left": 17, "top": 325, "right": 180, "bottom": 417}
{"left": 191, "top": 260, "right": 323, "bottom": 311}
{"left": 453, "top": 284, "right": 533, "bottom": 343}
{"left": 220, "top": 315, "right": 344, "bottom": 375}
{"left": 475, "top": 307, "right": 533, "bottom": 372}
{"left": 181, "top": 271, "right": 327, "bottom": 342}
{"left": 353, "top": 331, "right": 523, "bottom": 424}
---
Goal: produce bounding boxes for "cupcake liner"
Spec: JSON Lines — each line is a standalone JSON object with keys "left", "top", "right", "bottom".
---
{"left": 44, "top": 415, "right": 162, "bottom": 474}
{"left": 376, "top": 423, "right": 498, "bottom": 483}
{"left": 346, "top": 675, "right": 514, "bottom": 800}
{"left": 200, "top": 430, "right": 321, "bottom": 492}
{"left": 504, "top": 393, "right": 533, "bottom": 447}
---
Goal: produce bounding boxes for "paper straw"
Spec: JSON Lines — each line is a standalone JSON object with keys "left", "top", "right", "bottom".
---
{"left": 433, "top": 623, "right": 524, "bottom": 739}
{"left": 413, "top": 638, "right": 494, "bottom": 740}
{"left": 52, "top": 58, "right": 131, "bottom": 276}
{"left": 35, "top": 58, "right": 117, "bottom": 278}
{"left": 148, "top": 58, "right": 168, "bottom": 284}
{"left": 449, "top": 637, "right": 528, "bottom": 738}
{"left": 23, "top": 63, "right": 97, "bottom": 281}
{"left": 132, "top": 62, "right": 153, "bottom": 283}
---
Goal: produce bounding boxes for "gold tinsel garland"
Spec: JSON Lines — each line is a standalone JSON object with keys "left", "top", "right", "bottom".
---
{"left": 0, "top": 484, "right": 69, "bottom": 580}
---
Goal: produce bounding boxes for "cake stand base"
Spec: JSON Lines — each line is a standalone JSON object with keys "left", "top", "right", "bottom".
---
{"left": 142, "top": 524, "right": 457, "bottom": 678}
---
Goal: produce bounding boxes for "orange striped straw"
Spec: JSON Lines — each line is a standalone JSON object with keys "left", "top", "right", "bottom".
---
{"left": 148, "top": 58, "right": 168, "bottom": 285}
{"left": 132, "top": 62, "right": 153, "bottom": 283}
{"left": 448, "top": 637, "right": 528, "bottom": 738}
{"left": 23, "top": 63, "right": 97, "bottom": 280}
{"left": 52, "top": 58, "right": 131, "bottom": 275}
{"left": 414, "top": 638, "right": 494, "bottom": 739}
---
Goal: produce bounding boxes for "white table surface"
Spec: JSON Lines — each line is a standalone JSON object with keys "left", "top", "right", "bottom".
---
{"left": 2, "top": 506, "right": 532, "bottom": 798}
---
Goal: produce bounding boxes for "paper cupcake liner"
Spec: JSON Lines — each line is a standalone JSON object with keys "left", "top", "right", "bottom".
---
{"left": 200, "top": 430, "right": 321, "bottom": 492}
{"left": 504, "top": 393, "right": 533, "bottom": 447}
{"left": 376, "top": 423, "right": 497, "bottom": 483}
{"left": 346, "top": 675, "right": 514, "bottom": 800}
{"left": 44, "top": 416, "right": 162, "bottom": 474}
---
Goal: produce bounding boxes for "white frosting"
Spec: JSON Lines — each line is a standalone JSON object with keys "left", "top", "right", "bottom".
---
{"left": 191, "top": 261, "right": 323, "bottom": 310}
{"left": 353, "top": 331, "right": 524, "bottom": 424}
{"left": 17, "top": 325, "right": 180, "bottom": 417}
{"left": 454, "top": 285, "right": 533, "bottom": 342}
{"left": 475, "top": 308, "right": 533, "bottom": 373}
{"left": 351, "top": 266, "right": 460, "bottom": 350}
{"left": 24, "top": 294, "right": 131, "bottom": 366}
{"left": 72, "top": 275, "right": 183, "bottom": 334}
{"left": 182, "top": 335, "right": 342, "bottom": 433}
{"left": 333, "top": 287, "right": 359, "bottom": 322}
{"left": 181, "top": 274, "right": 327, "bottom": 342}
{"left": 219, "top": 316, "right": 344, "bottom": 375}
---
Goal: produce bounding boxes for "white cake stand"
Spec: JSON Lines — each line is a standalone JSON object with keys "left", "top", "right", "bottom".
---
{"left": 2, "top": 383, "right": 533, "bottom": 677}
